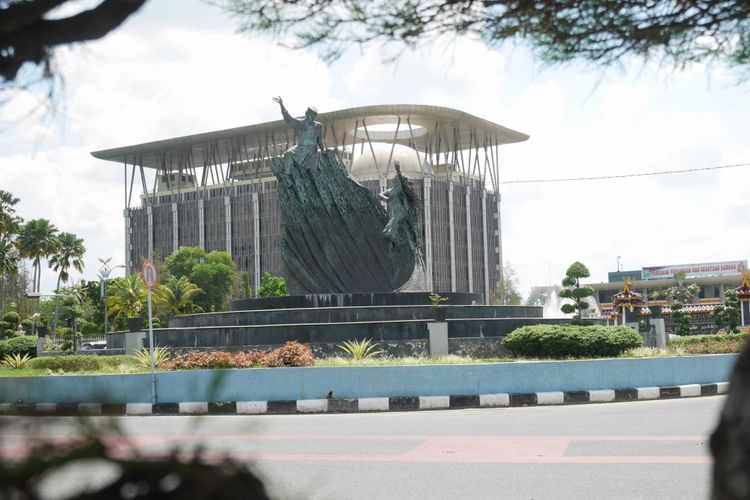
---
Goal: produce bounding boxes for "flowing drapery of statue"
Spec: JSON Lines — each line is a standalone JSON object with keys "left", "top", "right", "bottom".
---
{"left": 270, "top": 97, "right": 426, "bottom": 294}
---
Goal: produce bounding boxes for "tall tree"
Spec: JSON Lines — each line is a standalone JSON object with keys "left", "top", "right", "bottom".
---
{"left": 0, "top": 238, "right": 20, "bottom": 316}
{"left": 15, "top": 219, "right": 59, "bottom": 293}
{"left": 48, "top": 232, "right": 85, "bottom": 334}
{"left": 219, "top": 0, "right": 750, "bottom": 71}
{"left": 165, "top": 247, "right": 237, "bottom": 312}
{"left": 0, "top": 190, "right": 22, "bottom": 238}
{"left": 0, "top": 0, "right": 148, "bottom": 86}
{"left": 48, "top": 232, "right": 85, "bottom": 292}
{"left": 558, "top": 261, "right": 595, "bottom": 325}
{"left": 492, "top": 263, "right": 522, "bottom": 305}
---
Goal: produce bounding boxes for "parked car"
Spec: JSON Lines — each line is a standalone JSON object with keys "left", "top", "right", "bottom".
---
{"left": 80, "top": 341, "right": 107, "bottom": 351}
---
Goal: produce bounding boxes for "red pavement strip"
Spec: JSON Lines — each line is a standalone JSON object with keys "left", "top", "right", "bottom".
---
{"left": 0, "top": 435, "right": 711, "bottom": 464}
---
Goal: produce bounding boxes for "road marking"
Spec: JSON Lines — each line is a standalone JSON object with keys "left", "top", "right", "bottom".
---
{"left": 0, "top": 434, "right": 712, "bottom": 464}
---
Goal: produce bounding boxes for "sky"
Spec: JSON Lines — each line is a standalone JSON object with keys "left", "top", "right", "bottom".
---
{"left": 1, "top": 0, "right": 749, "bottom": 298}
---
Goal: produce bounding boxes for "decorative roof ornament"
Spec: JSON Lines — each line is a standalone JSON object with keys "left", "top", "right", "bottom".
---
{"left": 737, "top": 265, "right": 750, "bottom": 299}
{"left": 612, "top": 277, "right": 646, "bottom": 310}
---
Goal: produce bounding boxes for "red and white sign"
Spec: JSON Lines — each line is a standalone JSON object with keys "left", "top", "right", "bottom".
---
{"left": 141, "top": 260, "right": 157, "bottom": 290}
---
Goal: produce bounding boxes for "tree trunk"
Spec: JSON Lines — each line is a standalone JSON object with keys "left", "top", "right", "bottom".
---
{"left": 52, "top": 273, "right": 61, "bottom": 335}
{"left": 0, "top": 274, "right": 5, "bottom": 318}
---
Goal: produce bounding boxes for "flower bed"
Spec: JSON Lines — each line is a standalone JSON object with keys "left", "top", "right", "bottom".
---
{"left": 162, "top": 341, "right": 314, "bottom": 370}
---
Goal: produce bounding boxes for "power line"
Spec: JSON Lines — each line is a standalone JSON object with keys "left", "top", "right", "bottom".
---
{"left": 500, "top": 162, "right": 750, "bottom": 185}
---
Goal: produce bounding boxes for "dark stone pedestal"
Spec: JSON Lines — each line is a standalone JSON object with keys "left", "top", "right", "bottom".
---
{"left": 230, "top": 292, "right": 483, "bottom": 311}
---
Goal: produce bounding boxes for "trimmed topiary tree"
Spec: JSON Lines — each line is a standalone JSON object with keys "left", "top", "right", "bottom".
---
{"left": 558, "top": 261, "right": 595, "bottom": 325}
{"left": 711, "top": 290, "right": 741, "bottom": 333}
{"left": 670, "top": 300, "right": 692, "bottom": 336}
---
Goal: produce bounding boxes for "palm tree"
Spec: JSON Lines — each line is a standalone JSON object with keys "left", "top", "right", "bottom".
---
{"left": 0, "top": 238, "right": 20, "bottom": 316}
{"left": 155, "top": 276, "right": 203, "bottom": 317}
{"left": 49, "top": 232, "right": 86, "bottom": 334}
{"left": 16, "top": 219, "right": 60, "bottom": 293}
{"left": 107, "top": 273, "right": 147, "bottom": 321}
{"left": 49, "top": 233, "right": 86, "bottom": 290}
{"left": 0, "top": 190, "right": 22, "bottom": 238}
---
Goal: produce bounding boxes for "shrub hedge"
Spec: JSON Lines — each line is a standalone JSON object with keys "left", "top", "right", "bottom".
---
{"left": 0, "top": 336, "right": 38, "bottom": 358}
{"left": 502, "top": 325, "right": 642, "bottom": 358}
{"left": 162, "top": 341, "right": 314, "bottom": 370}
{"left": 28, "top": 355, "right": 139, "bottom": 372}
{"left": 669, "top": 333, "right": 749, "bottom": 354}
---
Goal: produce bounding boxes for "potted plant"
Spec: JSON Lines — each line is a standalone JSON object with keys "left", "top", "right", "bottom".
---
{"left": 107, "top": 274, "right": 146, "bottom": 333}
{"left": 126, "top": 317, "right": 144, "bottom": 332}
{"left": 429, "top": 292, "right": 449, "bottom": 321}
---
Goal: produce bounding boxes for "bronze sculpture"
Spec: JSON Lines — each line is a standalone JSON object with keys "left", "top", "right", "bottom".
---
{"left": 269, "top": 97, "right": 425, "bottom": 294}
{"left": 273, "top": 96, "right": 325, "bottom": 173}
{"left": 379, "top": 161, "right": 421, "bottom": 253}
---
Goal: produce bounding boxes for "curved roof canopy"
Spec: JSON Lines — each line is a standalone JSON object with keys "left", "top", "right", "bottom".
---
{"left": 91, "top": 104, "right": 529, "bottom": 170}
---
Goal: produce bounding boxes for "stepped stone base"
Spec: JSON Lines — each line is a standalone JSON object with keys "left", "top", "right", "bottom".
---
{"left": 229, "top": 292, "right": 483, "bottom": 311}
{"left": 109, "top": 292, "right": 556, "bottom": 356}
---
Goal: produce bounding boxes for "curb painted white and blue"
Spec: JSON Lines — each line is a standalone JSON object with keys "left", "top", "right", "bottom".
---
{"left": 0, "top": 381, "right": 729, "bottom": 416}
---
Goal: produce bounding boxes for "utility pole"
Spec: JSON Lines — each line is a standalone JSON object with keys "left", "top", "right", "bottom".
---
{"left": 98, "top": 258, "right": 124, "bottom": 334}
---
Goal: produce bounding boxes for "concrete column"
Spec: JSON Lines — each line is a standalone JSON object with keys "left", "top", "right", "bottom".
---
{"left": 423, "top": 177, "right": 433, "bottom": 290}
{"left": 124, "top": 332, "right": 146, "bottom": 355}
{"left": 651, "top": 319, "right": 667, "bottom": 347}
{"left": 465, "top": 187, "right": 473, "bottom": 293}
{"left": 448, "top": 182, "right": 456, "bottom": 292}
{"left": 123, "top": 208, "right": 131, "bottom": 275}
{"left": 252, "top": 192, "right": 261, "bottom": 297}
{"left": 482, "top": 190, "right": 490, "bottom": 305}
{"left": 36, "top": 338, "right": 45, "bottom": 358}
{"left": 171, "top": 202, "right": 179, "bottom": 254}
{"left": 224, "top": 196, "right": 232, "bottom": 255}
{"left": 146, "top": 205, "right": 153, "bottom": 261}
{"left": 741, "top": 300, "right": 750, "bottom": 327}
{"left": 428, "top": 322, "right": 449, "bottom": 357}
{"left": 496, "top": 195, "right": 503, "bottom": 277}
{"left": 198, "top": 199, "right": 205, "bottom": 250}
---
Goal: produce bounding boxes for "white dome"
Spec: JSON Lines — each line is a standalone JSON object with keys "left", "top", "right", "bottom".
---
{"left": 350, "top": 143, "right": 430, "bottom": 179}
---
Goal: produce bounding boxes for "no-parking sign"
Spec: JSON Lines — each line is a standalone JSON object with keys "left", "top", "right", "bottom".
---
{"left": 141, "top": 259, "right": 158, "bottom": 405}
{"left": 141, "top": 260, "right": 157, "bottom": 290}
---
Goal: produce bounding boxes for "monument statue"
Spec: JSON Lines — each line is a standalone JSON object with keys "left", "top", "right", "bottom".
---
{"left": 270, "top": 97, "right": 425, "bottom": 294}
{"left": 379, "top": 161, "right": 420, "bottom": 252}
{"left": 273, "top": 96, "right": 325, "bottom": 173}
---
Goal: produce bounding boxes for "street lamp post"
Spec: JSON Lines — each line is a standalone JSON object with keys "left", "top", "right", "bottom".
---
{"left": 98, "top": 258, "right": 125, "bottom": 334}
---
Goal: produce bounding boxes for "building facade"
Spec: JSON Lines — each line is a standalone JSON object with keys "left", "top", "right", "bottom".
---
{"left": 590, "top": 260, "right": 748, "bottom": 308}
{"left": 92, "top": 104, "right": 529, "bottom": 303}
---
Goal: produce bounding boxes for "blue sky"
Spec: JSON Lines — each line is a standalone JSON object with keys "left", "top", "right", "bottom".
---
{"left": 1, "top": 0, "right": 748, "bottom": 296}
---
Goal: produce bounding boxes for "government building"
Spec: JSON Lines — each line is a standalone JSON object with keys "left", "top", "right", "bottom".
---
{"left": 591, "top": 260, "right": 748, "bottom": 308}
{"left": 91, "top": 104, "right": 528, "bottom": 303}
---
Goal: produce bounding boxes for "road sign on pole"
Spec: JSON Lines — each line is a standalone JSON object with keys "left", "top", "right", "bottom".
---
{"left": 141, "top": 260, "right": 157, "bottom": 404}
{"left": 141, "top": 260, "right": 157, "bottom": 290}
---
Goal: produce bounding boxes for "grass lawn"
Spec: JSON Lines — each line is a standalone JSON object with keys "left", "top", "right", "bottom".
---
{"left": 0, "top": 333, "right": 744, "bottom": 376}
{"left": 315, "top": 355, "right": 514, "bottom": 367}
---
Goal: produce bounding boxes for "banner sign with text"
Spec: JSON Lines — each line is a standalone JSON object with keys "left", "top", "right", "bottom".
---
{"left": 641, "top": 260, "right": 747, "bottom": 281}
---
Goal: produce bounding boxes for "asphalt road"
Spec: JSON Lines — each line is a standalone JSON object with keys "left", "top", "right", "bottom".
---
{"left": 1, "top": 396, "right": 725, "bottom": 499}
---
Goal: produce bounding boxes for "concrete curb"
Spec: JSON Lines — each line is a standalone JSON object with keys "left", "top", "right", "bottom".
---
{"left": 0, "top": 382, "right": 729, "bottom": 416}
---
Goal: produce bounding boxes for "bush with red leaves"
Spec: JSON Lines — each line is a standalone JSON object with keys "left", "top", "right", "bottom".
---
{"left": 161, "top": 342, "right": 313, "bottom": 370}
